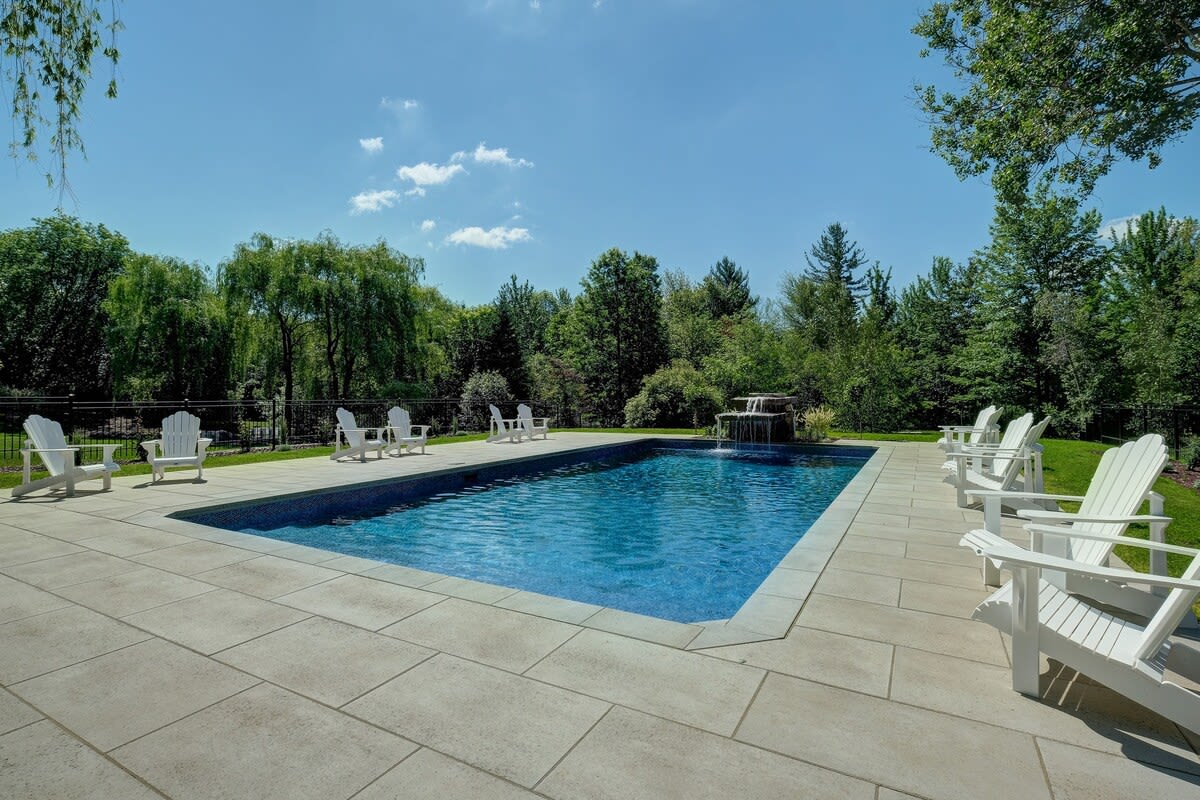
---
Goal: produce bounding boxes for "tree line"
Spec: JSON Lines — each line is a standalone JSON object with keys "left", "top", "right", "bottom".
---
{"left": 1, "top": 199, "right": 1198, "bottom": 435}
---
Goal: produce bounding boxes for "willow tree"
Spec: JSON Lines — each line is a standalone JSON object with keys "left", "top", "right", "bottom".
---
{"left": 220, "top": 235, "right": 313, "bottom": 419}
{"left": 2, "top": 0, "right": 122, "bottom": 193}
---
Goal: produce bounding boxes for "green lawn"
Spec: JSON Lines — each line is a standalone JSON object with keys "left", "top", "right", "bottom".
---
{"left": 1038, "top": 439, "right": 1200, "bottom": 575}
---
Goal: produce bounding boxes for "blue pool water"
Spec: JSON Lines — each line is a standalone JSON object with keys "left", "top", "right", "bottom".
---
{"left": 188, "top": 441, "right": 869, "bottom": 623}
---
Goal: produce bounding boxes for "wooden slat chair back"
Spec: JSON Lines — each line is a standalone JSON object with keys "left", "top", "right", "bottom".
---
{"left": 1069, "top": 434, "right": 1168, "bottom": 566}
{"left": 142, "top": 411, "right": 211, "bottom": 483}
{"left": 940, "top": 405, "right": 1001, "bottom": 452}
{"left": 487, "top": 404, "right": 522, "bottom": 443}
{"left": 25, "top": 414, "right": 70, "bottom": 475}
{"left": 161, "top": 411, "right": 202, "bottom": 459}
{"left": 986, "top": 413, "right": 1035, "bottom": 480}
{"left": 331, "top": 407, "right": 384, "bottom": 461}
{"left": 13, "top": 414, "right": 119, "bottom": 497}
{"left": 385, "top": 406, "right": 429, "bottom": 455}
{"left": 517, "top": 403, "right": 549, "bottom": 440}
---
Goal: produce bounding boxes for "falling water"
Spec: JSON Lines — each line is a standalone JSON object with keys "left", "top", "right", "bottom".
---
{"left": 714, "top": 394, "right": 797, "bottom": 453}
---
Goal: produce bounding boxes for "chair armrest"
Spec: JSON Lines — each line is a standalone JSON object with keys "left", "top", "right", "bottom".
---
{"left": 24, "top": 446, "right": 80, "bottom": 454}
{"left": 100, "top": 443, "right": 120, "bottom": 461}
{"left": 197, "top": 438, "right": 212, "bottom": 456}
{"left": 1023, "top": 524, "right": 1198, "bottom": 556}
{"left": 947, "top": 446, "right": 1026, "bottom": 459}
{"left": 1016, "top": 509, "right": 1172, "bottom": 525}
{"left": 938, "top": 425, "right": 977, "bottom": 433}
{"left": 962, "top": 532, "right": 1200, "bottom": 591}
{"left": 413, "top": 425, "right": 431, "bottom": 436}
{"left": 970, "top": 489, "right": 1085, "bottom": 502}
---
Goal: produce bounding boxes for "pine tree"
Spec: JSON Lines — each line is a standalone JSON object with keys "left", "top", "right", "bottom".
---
{"left": 701, "top": 256, "right": 757, "bottom": 319}
{"left": 804, "top": 222, "right": 867, "bottom": 297}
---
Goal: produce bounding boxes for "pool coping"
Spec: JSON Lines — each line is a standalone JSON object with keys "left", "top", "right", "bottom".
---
{"left": 137, "top": 435, "right": 889, "bottom": 651}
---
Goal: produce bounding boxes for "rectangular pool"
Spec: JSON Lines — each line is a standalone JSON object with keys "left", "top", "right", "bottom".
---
{"left": 181, "top": 440, "right": 871, "bottom": 623}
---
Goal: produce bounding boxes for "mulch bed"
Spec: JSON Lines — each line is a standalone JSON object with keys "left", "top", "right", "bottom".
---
{"left": 1163, "top": 460, "right": 1200, "bottom": 494}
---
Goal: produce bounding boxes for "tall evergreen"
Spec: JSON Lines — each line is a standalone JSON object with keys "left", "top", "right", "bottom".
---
{"left": 701, "top": 256, "right": 757, "bottom": 319}
{"left": 804, "top": 222, "right": 868, "bottom": 297}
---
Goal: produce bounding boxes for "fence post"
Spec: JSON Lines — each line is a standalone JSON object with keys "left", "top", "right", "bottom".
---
{"left": 1174, "top": 407, "right": 1182, "bottom": 461}
{"left": 183, "top": 397, "right": 190, "bottom": 412}
{"left": 66, "top": 393, "right": 75, "bottom": 442}
{"left": 272, "top": 398, "right": 277, "bottom": 450}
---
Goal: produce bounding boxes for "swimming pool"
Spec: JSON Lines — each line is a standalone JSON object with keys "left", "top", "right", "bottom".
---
{"left": 184, "top": 440, "right": 871, "bottom": 623}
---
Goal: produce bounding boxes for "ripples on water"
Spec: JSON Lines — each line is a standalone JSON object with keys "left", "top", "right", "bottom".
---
{"left": 251, "top": 447, "right": 864, "bottom": 623}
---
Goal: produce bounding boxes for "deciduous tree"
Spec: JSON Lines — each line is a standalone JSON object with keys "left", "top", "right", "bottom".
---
{"left": 575, "top": 248, "right": 668, "bottom": 424}
{"left": 915, "top": 1, "right": 1200, "bottom": 202}
{"left": 104, "top": 254, "right": 231, "bottom": 399}
{"left": 1, "top": 0, "right": 122, "bottom": 192}
{"left": 0, "top": 214, "right": 128, "bottom": 395}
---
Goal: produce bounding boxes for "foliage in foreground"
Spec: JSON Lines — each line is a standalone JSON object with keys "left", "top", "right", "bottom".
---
{"left": 914, "top": 1, "right": 1200, "bottom": 203}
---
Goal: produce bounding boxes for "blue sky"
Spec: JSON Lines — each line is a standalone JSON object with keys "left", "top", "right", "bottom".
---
{"left": 3, "top": 1, "right": 1198, "bottom": 306}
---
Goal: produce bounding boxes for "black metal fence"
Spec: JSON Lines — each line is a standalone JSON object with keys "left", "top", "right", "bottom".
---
{"left": 0, "top": 396, "right": 575, "bottom": 467}
{"left": 1086, "top": 405, "right": 1200, "bottom": 461}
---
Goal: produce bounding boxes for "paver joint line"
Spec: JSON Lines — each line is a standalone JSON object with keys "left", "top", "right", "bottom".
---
{"left": 3, "top": 435, "right": 1198, "bottom": 798}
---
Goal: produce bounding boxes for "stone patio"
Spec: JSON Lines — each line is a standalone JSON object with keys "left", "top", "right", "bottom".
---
{"left": 1, "top": 433, "right": 1198, "bottom": 799}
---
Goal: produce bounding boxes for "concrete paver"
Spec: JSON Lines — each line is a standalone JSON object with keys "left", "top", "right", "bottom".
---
{"left": 112, "top": 683, "right": 414, "bottom": 800}
{"left": 381, "top": 597, "right": 579, "bottom": 672}
{"left": 345, "top": 653, "right": 610, "bottom": 787}
{"left": 539, "top": 706, "right": 875, "bottom": 800}
{"left": 0, "top": 433, "right": 1196, "bottom": 799}
{"left": 527, "top": 628, "right": 765, "bottom": 736}
{"left": 10, "top": 638, "right": 258, "bottom": 751}
{"left": 216, "top": 616, "right": 434, "bottom": 707}
{"left": 0, "top": 721, "right": 165, "bottom": 799}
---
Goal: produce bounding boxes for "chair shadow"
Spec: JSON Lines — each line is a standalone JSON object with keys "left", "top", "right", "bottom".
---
{"left": 1037, "top": 659, "right": 1200, "bottom": 782}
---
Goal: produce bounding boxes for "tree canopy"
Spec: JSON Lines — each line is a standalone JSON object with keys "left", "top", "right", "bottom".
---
{"left": 914, "top": 1, "right": 1200, "bottom": 202}
{"left": 1, "top": 0, "right": 122, "bottom": 193}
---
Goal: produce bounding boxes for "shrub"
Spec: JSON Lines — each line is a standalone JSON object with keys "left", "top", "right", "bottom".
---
{"left": 623, "top": 363, "right": 723, "bottom": 429}
{"left": 459, "top": 371, "right": 513, "bottom": 433}
{"left": 1183, "top": 434, "right": 1200, "bottom": 471}
{"left": 799, "top": 405, "right": 836, "bottom": 441}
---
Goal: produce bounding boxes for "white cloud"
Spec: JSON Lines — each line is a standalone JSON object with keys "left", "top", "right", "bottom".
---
{"left": 530, "top": 0, "right": 541, "bottom": 8}
{"left": 445, "top": 225, "right": 532, "bottom": 249}
{"left": 380, "top": 96, "right": 419, "bottom": 114}
{"left": 405, "top": 187, "right": 426, "bottom": 197}
{"left": 359, "top": 136, "right": 384, "bottom": 154}
{"left": 453, "top": 141, "right": 533, "bottom": 168}
{"left": 396, "top": 161, "right": 466, "bottom": 189}
{"left": 420, "top": 219, "right": 436, "bottom": 232}
{"left": 1099, "top": 214, "right": 1140, "bottom": 241}
{"left": 349, "top": 189, "right": 401, "bottom": 214}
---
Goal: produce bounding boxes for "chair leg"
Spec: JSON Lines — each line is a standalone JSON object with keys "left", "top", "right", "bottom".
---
{"left": 1010, "top": 566, "right": 1041, "bottom": 697}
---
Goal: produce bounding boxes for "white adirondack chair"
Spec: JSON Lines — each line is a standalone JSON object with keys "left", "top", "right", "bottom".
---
{"left": 385, "top": 406, "right": 430, "bottom": 455}
{"left": 12, "top": 414, "right": 120, "bottom": 498}
{"left": 942, "top": 412, "right": 1030, "bottom": 476}
{"left": 331, "top": 407, "right": 385, "bottom": 461}
{"left": 943, "top": 414, "right": 1050, "bottom": 508}
{"left": 966, "top": 434, "right": 1169, "bottom": 597}
{"left": 961, "top": 532, "right": 1200, "bottom": 734}
{"left": 141, "top": 411, "right": 212, "bottom": 483}
{"left": 938, "top": 405, "right": 1002, "bottom": 453}
{"left": 487, "top": 404, "right": 523, "bottom": 443}
{"left": 516, "top": 403, "right": 550, "bottom": 440}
